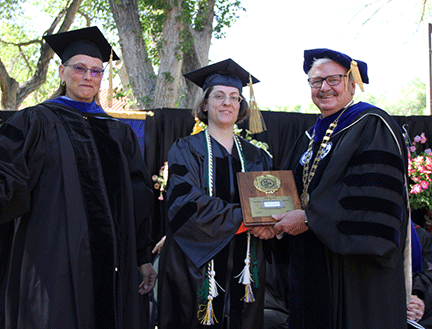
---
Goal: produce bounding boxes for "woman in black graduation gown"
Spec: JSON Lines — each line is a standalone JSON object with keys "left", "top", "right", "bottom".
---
{"left": 0, "top": 27, "right": 156, "bottom": 329}
{"left": 157, "top": 59, "right": 274, "bottom": 329}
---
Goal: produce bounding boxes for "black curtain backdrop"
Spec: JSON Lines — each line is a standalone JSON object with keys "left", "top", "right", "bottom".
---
{"left": 143, "top": 109, "right": 432, "bottom": 245}
{"left": 1, "top": 109, "right": 431, "bottom": 248}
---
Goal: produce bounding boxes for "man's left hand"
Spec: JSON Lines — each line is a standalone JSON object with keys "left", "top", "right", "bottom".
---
{"left": 138, "top": 262, "right": 157, "bottom": 295}
{"left": 407, "top": 295, "right": 425, "bottom": 322}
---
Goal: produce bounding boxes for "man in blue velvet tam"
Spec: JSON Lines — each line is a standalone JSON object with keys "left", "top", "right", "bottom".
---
{"left": 270, "top": 48, "right": 410, "bottom": 329}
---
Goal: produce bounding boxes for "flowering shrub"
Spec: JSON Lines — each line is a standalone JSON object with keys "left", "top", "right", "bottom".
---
{"left": 234, "top": 125, "right": 271, "bottom": 154}
{"left": 408, "top": 133, "right": 432, "bottom": 210}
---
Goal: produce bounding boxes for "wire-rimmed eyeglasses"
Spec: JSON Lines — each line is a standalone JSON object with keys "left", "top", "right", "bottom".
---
{"left": 64, "top": 64, "right": 104, "bottom": 78}
{"left": 307, "top": 74, "right": 347, "bottom": 88}
{"left": 208, "top": 94, "right": 243, "bottom": 103}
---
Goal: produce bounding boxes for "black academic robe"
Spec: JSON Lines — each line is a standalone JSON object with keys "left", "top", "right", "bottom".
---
{"left": 278, "top": 103, "right": 409, "bottom": 329}
{"left": 158, "top": 131, "right": 272, "bottom": 329}
{"left": 413, "top": 226, "right": 432, "bottom": 329}
{"left": 0, "top": 102, "right": 153, "bottom": 329}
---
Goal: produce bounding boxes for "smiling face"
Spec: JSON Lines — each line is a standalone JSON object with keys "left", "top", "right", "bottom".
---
{"left": 309, "top": 60, "right": 355, "bottom": 117}
{"left": 204, "top": 85, "right": 241, "bottom": 129}
{"left": 59, "top": 54, "right": 103, "bottom": 103}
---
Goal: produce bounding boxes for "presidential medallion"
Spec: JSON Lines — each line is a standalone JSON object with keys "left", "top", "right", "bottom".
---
{"left": 300, "top": 192, "right": 309, "bottom": 208}
{"left": 253, "top": 174, "right": 281, "bottom": 194}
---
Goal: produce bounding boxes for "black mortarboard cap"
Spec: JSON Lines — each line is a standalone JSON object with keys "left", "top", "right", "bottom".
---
{"left": 183, "top": 58, "right": 259, "bottom": 92}
{"left": 303, "top": 48, "right": 368, "bottom": 84}
{"left": 43, "top": 26, "right": 120, "bottom": 63}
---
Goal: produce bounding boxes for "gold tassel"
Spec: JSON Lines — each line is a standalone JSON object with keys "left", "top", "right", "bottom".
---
{"left": 247, "top": 74, "right": 266, "bottom": 134}
{"left": 198, "top": 260, "right": 219, "bottom": 325}
{"left": 345, "top": 60, "right": 364, "bottom": 92}
{"left": 198, "top": 299, "right": 218, "bottom": 325}
{"left": 242, "top": 284, "right": 256, "bottom": 303}
{"left": 108, "top": 48, "right": 114, "bottom": 108}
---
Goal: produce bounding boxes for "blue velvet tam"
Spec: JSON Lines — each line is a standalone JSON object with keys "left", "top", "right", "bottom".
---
{"left": 183, "top": 58, "right": 259, "bottom": 92}
{"left": 303, "top": 48, "right": 369, "bottom": 84}
{"left": 43, "top": 26, "right": 119, "bottom": 64}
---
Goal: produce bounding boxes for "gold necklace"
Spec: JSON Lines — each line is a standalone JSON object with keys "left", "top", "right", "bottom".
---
{"left": 300, "top": 102, "right": 352, "bottom": 208}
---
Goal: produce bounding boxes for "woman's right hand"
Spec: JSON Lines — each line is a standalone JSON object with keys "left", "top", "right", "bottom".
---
{"left": 249, "top": 226, "right": 278, "bottom": 240}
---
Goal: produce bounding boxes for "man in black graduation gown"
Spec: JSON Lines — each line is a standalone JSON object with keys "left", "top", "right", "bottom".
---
{"left": 0, "top": 27, "right": 155, "bottom": 328}
{"left": 272, "top": 48, "right": 410, "bottom": 329}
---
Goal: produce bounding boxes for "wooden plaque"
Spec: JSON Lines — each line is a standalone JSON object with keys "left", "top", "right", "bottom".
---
{"left": 237, "top": 170, "right": 301, "bottom": 226}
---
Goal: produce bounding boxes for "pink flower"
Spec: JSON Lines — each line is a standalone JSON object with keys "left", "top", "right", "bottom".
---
{"left": 411, "top": 184, "right": 422, "bottom": 194}
{"left": 410, "top": 146, "right": 417, "bottom": 153}
{"left": 421, "top": 132, "right": 427, "bottom": 144}
{"left": 413, "top": 156, "right": 424, "bottom": 165}
{"left": 420, "top": 180, "right": 430, "bottom": 190}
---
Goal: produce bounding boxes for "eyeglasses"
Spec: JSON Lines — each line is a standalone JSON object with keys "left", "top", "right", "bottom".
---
{"left": 307, "top": 74, "right": 347, "bottom": 88}
{"left": 208, "top": 93, "right": 243, "bottom": 103}
{"left": 64, "top": 64, "right": 104, "bottom": 78}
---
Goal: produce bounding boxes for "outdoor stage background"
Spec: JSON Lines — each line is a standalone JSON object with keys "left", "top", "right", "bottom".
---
{"left": 143, "top": 108, "right": 432, "bottom": 245}
{"left": 1, "top": 109, "right": 430, "bottom": 248}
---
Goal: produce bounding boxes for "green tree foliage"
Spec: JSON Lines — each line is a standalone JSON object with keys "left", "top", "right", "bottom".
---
{"left": 355, "top": 78, "right": 427, "bottom": 115}
{"left": 0, "top": 0, "right": 244, "bottom": 109}
{"left": 0, "top": 4, "right": 52, "bottom": 108}
{"left": 0, "top": 0, "right": 23, "bottom": 19}
{"left": 0, "top": 0, "right": 97, "bottom": 109}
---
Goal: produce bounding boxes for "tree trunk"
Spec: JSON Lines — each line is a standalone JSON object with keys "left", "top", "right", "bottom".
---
{"left": 109, "top": 0, "right": 156, "bottom": 110}
{"left": 0, "top": 59, "right": 19, "bottom": 110}
{"left": 152, "top": 0, "right": 184, "bottom": 109}
{"left": 178, "top": 0, "right": 215, "bottom": 109}
{"left": 109, "top": 0, "right": 217, "bottom": 110}
{"left": 115, "top": 60, "right": 138, "bottom": 109}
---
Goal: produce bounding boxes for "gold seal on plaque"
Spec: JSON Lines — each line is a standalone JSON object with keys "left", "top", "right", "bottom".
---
{"left": 253, "top": 174, "right": 281, "bottom": 194}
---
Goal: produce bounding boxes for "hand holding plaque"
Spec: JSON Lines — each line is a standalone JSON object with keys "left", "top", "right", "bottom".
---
{"left": 237, "top": 170, "right": 301, "bottom": 226}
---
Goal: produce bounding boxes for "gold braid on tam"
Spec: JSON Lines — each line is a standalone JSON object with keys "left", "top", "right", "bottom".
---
{"left": 345, "top": 60, "right": 364, "bottom": 92}
{"left": 247, "top": 74, "right": 266, "bottom": 134}
{"left": 108, "top": 48, "right": 114, "bottom": 108}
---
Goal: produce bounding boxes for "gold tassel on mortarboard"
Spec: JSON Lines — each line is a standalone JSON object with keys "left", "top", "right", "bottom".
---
{"left": 247, "top": 74, "right": 266, "bottom": 134}
{"left": 108, "top": 48, "right": 113, "bottom": 108}
{"left": 345, "top": 60, "right": 364, "bottom": 92}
